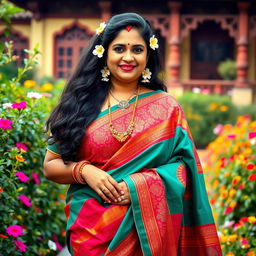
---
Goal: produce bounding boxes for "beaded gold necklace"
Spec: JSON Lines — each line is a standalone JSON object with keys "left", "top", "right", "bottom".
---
{"left": 107, "top": 87, "right": 139, "bottom": 142}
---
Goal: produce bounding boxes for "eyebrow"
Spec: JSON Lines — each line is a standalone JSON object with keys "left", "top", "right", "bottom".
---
{"left": 112, "top": 44, "right": 145, "bottom": 48}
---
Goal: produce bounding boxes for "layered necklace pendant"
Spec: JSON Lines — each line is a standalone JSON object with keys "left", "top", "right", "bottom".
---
{"left": 108, "top": 87, "right": 139, "bottom": 143}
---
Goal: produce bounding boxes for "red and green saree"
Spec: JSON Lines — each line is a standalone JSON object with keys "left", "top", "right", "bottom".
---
{"left": 47, "top": 90, "right": 222, "bottom": 256}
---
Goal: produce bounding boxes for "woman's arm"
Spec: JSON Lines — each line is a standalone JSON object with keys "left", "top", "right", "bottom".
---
{"left": 43, "top": 150, "right": 124, "bottom": 203}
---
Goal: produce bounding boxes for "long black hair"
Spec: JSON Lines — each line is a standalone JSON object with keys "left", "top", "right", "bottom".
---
{"left": 46, "top": 13, "right": 167, "bottom": 162}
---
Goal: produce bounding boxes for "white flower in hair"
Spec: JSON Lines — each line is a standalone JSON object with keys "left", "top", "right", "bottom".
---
{"left": 149, "top": 35, "right": 159, "bottom": 50}
{"left": 101, "top": 66, "right": 110, "bottom": 81}
{"left": 141, "top": 68, "right": 152, "bottom": 83}
{"left": 93, "top": 45, "right": 105, "bottom": 58}
{"left": 96, "top": 22, "right": 107, "bottom": 35}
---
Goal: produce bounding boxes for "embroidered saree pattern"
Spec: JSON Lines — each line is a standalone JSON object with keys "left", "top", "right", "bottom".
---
{"left": 47, "top": 90, "right": 222, "bottom": 255}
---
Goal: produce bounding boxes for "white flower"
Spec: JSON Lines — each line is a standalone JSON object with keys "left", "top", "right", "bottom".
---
{"left": 101, "top": 66, "right": 110, "bottom": 81}
{"left": 3, "top": 103, "right": 13, "bottom": 109}
{"left": 27, "top": 92, "right": 43, "bottom": 99}
{"left": 96, "top": 22, "right": 107, "bottom": 35}
{"left": 192, "top": 87, "right": 201, "bottom": 94}
{"left": 92, "top": 45, "right": 105, "bottom": 58}
{"left": 48, "top": 240, "right": 57, "bottom": 251}
{"left": 149, "top": 35, "right": 159, "bottom": 50}
{"left": 142, "top": 68, "right": 152, "bottom": 79}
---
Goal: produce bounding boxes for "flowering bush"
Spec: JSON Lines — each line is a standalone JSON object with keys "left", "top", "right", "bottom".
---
{"left": 0, "top": 3, "right": 66, "bottom": 254}
{"left": 205, "top": 116, "right": 256, "bottom": 255}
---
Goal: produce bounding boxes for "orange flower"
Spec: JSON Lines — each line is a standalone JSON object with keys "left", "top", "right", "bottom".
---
{"left": 225, "top": 253, "right": 235, "bottom": 256}
{"left": 232, "top": 176, "right": 241, "bottom": 186}
{"left": 221, "top": 190, "right": 228, "bottom": 199}
{"left": 228, "top": 234, "right": 237, "bottom": 242}
{"left": 59, "top": 194, "right": 66, "bottom": 200}
{"left": 16, "top": 155, "right": 25, "bottom": 162}
{"left": 247, "top": 250, "right": 256, "bottom": 256}
{"left": 24, "top": 80, "right": 36, "bottom": 88}
{"left": 0, "top": 187, "right": 3, "bottom": 193}
{"left": 229, "top": 189, "right": 236, "bottom": 198}
{"left": 220, "top": 105, "right": 228, "bottom": 112}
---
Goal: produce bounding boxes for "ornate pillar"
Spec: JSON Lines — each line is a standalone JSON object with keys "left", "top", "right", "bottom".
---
{"left": 168, "top": 2, "right": 182, "bottom": 85}
{"left": 98, "top": 1, "right": 112, "bottom": 22}
{"left": 232, "top": 2, "right": 252, "bottom": 105}
{"left": 236, "top": 2, "right": 250, "bottom": 87}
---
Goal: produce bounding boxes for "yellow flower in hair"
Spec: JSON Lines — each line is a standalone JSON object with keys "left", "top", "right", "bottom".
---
{"left": 92, "top": 45, "right": 105, "bottom": 58}
{"left": 96, "top": 22, "right": 107, "bottom": 35}
{"left": 149, "top": 35, "right": 159, "bottom": 50}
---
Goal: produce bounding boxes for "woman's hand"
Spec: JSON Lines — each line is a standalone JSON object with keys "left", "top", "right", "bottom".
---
{"left": 82, "top": 164, "right": 124, "bottom": 204}
{"left": 112, "top": 181, "right": 131, "bottom": 205}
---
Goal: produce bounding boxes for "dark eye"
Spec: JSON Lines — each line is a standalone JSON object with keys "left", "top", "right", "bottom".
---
{"left": 133, "top": 47, "right": 143, "bottom": 53}
{"left": 114, "top": 47, "right": 124, "bottom": 53}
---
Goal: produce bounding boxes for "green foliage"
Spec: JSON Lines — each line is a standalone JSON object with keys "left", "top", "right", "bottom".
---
{"left": 206, "top": 116, "right": 256, "bottom": 255}
{"left": 0, "top": 17, "right": 66, "bottom": 256}
{"left": 178, "top": 92, "right": 237, "bottom": 148}
{"left": 217, "top": 59, "right": 237, "bottom": 80}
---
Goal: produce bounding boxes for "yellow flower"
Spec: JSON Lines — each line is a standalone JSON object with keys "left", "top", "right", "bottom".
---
{"left": 220, "top": 235, "right": 228, "bottom": 243}
{"left": 248, "top": 216, "right": 256, "bottom": 224}
{"left": 249, "top": 121, "right": 256, "bottom": 131}
{"left": 41, "top": 83, "right": 53, "bottom": 91}
{"left": 17, "top": 187, "right": 24, "bottom": 192}
{"left": 229, "top": 202, "right": 236, "bottom": 208}
{"left": 149, "top": 35, "right": 159, "bottom": 50}
{"left": 225, "top": 252, "right": 235, "bottom": 256}
{"left": 209, "top": 103, "right": 218, "bottom": 111}
{"left": 221, "top": 190, "right": 228, "bottom": 199}
{"left": 224, "top": 172, "right": 230, "bottom": 177}
{"left": 24, "top": 80, "right": 36, "bottom": 88}
{"left": 228, "top": 234, "right": 237, "bottom": 242}
{"left": 16, "top": 155, "right": 25, "bottom": 162}
{"left": 92, "top": 45, "right": 105, "bottom": 58}
{"left": 220, "top": 105, "right": 228, "bottom": 112}
{"left": 17, "top": 215, "right": 22, "bottom": 220}
{"left": 96, "top": 22, "right": 106, "bottom": 35}
{"left": 229, "top": 189, "right": 236, "bottom": 198}
{"left": 212, "top": 179, "right": 219, "bottom": 189}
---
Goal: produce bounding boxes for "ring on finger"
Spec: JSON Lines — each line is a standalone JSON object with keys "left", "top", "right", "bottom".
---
{"left": 120, "top": 195, "right": 125, "bottom": 201}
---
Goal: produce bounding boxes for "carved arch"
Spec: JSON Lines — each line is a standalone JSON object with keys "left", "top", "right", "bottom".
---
{"left": 181, "top": 15, "right": 238, "bottom": 40}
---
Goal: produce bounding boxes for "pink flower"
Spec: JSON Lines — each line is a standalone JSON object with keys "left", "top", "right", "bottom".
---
{"left": 249, "top": 132, "right": 256, "bottom": 140}
{"left": 19, "top": 194, "right": 32, "bottom": 207}
{"left": 41, "top": 93, "right": 53, "bottom": 98}
{"left": 12, "top": 101, "right": 27, "bottom": 109}
{"left": 6, "top": 225, "right": 23, "bottom": 237}
{"left": 14, "top": 240, "right": 27, "bottom": 252}
{"left": 0, "top": 118, "right": 13, "bottom": 130}
{"left": 3, "top": 103, "right": 13, "bottom": 109}
{"left": 213, "top": 124, "right": 223, "bottom": 135}
{"left": 15, "top": 172, "right": 29, "bottom": 183}
{"left": 227, "top": 134, "right": 236, "bottom": 139}
{"left": 16, "top": 142, "right": 28, "bottom": 152}
{"left": 32, "top": 172, "right": 40, "bottom": 184}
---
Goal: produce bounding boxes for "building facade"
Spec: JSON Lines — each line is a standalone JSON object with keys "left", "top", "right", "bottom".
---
{"left": 1, "top": 0, "right": 256, "bottom": 104}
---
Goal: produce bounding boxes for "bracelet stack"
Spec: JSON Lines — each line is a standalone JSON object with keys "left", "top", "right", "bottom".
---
{"left": 72, "top": 160, "right": 90, "bottom": 184}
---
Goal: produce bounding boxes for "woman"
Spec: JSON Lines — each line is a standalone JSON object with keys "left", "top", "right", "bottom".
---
{"left": 44, "top": 13, "right": 221, "bottom": 256}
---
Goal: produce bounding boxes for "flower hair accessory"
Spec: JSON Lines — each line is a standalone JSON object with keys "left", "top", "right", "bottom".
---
{"left": 149, "top": 35, "right": 159, "bottom": 50}
{"left": 92, "top": 45, "right": 105, "bottom": 58}
{"left": 96, "top": 22, "right": 107, "bottom": 35}
{"left": 141, "top": 68, "right": 152, "bottom": 83}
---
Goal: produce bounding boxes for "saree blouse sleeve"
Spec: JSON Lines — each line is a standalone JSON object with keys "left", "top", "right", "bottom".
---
{"left": 46, "top": 139, "right": 61, "bottom": 156}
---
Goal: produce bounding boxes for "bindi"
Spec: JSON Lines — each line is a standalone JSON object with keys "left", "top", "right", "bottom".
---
{"left": 125, "top": 25, "right": 132, "bottom": 32}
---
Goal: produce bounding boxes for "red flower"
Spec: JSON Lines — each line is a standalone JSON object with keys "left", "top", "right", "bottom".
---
{"left": 12, "top": 101, "right": 27, "bottom": 109}
{"left": 240, "top": 217, "right": 248, "bottom": 222}
{"left": 0, "top": 234, "right": 8, "bottom": 238}
{"left": 248, "top": 174, "right": 256, "bottom": 181}
{"left": 224, "top": 207, "right": 233, "bottom": 214}
{"left": 238, "top": 183, "right": 244, "bottom": 190}
{"left": 246, "top": 163, "right": 255, "bottom": 170}
{"left": 0, "top": 118, "right": 13, "bottom": 130}
{"left": 34, "top": 206, "right": 42, "bottom": 213}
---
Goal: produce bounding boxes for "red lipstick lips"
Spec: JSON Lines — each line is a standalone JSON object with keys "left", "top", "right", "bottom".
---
{"left": 119, "top": 65, "right": 136, "bottom": 71}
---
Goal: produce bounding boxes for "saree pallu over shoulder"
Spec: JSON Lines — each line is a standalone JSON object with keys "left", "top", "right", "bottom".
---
{"left": 63, "top": 90, "right": 222, "bottom": 256}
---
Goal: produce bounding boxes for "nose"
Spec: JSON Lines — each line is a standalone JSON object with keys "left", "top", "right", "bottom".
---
{"left": 122, "top": 50, "right": 134, "bottom": 62}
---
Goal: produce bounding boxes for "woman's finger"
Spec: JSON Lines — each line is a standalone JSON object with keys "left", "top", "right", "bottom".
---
{"left": 104, "top": 182, "right": 122, "bottom": 202}
{"left": 96, "top": 188, "right": 111, "bottom": 204}
{"left": 101, "top": 186, "right": 118, "bottom": 202}
{"left": 108, "top": 176, "right": 124, "bottom": 195}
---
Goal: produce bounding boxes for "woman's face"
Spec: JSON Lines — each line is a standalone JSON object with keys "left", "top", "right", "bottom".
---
{"left": 106, "top": 28, "right": 148, "bottom": 85}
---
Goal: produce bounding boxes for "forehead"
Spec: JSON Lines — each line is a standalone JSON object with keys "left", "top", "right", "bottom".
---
{"left": 110, "top": 28, "right": 146, "bottom": 46}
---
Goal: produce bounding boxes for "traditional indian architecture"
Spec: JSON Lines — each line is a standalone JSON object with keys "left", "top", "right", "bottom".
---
{"left": 1, "top": 0, "right": 256, "bottom": 104}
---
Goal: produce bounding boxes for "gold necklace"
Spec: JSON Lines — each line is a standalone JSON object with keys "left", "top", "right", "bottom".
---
{"left": 108, "top": 87, "right": 139, "bottom": 142}
{"left": 109, "top": 90, "right": 136, "bottom": 109}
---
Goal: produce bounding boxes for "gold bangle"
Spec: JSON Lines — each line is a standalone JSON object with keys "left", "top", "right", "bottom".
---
{"left": 78, "top": 161, "right": 90, "bottom": 184}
